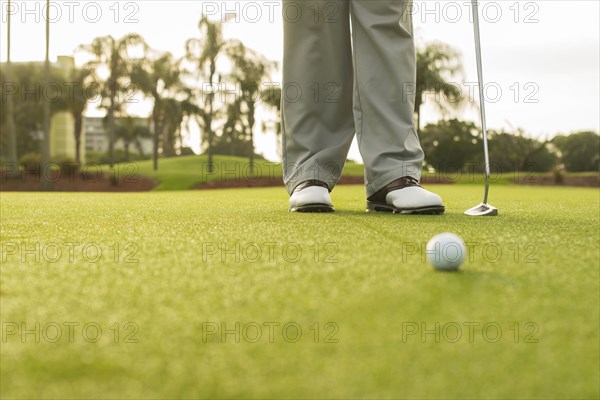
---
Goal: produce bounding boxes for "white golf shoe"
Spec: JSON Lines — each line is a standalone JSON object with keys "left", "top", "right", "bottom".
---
{"left": 289, "top": 180, "right": 334, "bottom": 213}
{"left": 366, "top": 177, "right": 445, "bottom": 215}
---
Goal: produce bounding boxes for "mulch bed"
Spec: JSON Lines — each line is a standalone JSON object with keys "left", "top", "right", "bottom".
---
{"left": 2, "top": 171, "right": 596, "bottom": 192}
{"left": 0, "top": 171, "right": 157, "bottom": 192}
{"left": 514, "top": 175, "right": 599, "bottom": 188}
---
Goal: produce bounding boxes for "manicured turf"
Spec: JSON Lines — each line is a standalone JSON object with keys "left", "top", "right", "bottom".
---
{"left": 108, "top": 154, "right": 599, "bottom": 191}
{"left": 1, "top": 185, "right": 599, "bottom": 398}
{"left": 112, "top": 155, "right": 366, "bottom": 190}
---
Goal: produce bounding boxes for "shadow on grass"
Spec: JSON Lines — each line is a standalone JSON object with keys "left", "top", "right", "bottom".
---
{"left": 330, "top": 209, "right": 452, "bottom": 218}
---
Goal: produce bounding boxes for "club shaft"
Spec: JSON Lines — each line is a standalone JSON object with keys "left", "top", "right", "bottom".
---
{"left": 472, "top": 0, "right": 490, "bottom": 204}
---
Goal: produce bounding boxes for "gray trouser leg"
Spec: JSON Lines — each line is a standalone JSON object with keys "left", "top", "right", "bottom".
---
{"left": 282, "top": 0, "right": 355, "bottom": 194}
{"left": 282, "top": 0, "right": 423, "bottom": 197}
{"left": 351, "top": 0, "right": 424, "bottom": 197}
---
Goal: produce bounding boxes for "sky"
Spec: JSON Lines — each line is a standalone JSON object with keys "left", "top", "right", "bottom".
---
{"left": 1, "top": 0, "right": 599, "bottom": 161}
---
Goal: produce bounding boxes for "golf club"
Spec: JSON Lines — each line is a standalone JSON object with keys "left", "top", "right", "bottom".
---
{"left": 465, "top": 0, "right": 499, "bottom": 216}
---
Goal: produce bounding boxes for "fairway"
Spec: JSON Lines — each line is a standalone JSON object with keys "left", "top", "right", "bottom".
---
{"left": 1, "top": 185, "right": 599, "bottom": 398}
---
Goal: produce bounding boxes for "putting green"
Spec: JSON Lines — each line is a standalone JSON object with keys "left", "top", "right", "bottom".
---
{"left": 1, "top": 185, "right": 598, "bottom": 398}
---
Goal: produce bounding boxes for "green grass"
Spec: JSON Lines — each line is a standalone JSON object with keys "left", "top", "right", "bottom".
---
{"left": 1, "top": 185, "right": 599, "bottom": 399}
{"left": 106, "top": 155, "right": 598, "bottom": 190}
{"left": 109, "top": 155, "right": 366, "bottom": 190}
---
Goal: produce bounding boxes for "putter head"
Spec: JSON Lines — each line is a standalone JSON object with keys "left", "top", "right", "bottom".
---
{"left": 464, "top": 203, "right": 498, "bottom": 216}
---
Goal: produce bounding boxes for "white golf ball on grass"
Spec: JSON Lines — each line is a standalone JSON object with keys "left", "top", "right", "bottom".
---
{"left": 426, "top": 233, "right": 466, "bottom": 271}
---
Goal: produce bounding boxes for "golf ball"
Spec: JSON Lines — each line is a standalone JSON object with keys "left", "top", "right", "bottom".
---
{"left": 426, "top": 233, "right": 466, "bottom": 271}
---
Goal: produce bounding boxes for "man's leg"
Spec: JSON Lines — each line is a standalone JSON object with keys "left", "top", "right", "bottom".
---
{"left": 350, "top": 0, "right": 424, "bottom": 197}
{"left": 282, "top": 0, "right": 355, "bottom": 194}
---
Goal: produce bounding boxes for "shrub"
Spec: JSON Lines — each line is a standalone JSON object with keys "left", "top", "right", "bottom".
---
{"left": 19, "top": 152, "right": 42, "bottom": 173}
{"left": 54, "top": 157, "right": 80, "bottom": 176}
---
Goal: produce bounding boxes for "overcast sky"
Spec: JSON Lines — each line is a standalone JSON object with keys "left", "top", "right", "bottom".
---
{"left": 1, "top": 0, "right": 598, "bottom": 161}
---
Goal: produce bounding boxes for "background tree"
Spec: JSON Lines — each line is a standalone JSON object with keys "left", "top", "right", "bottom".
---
{"left": 488, "top": 130, "right": 558, "bottom": 172}
{"left": 553, "top": 131, "right": 600, "bottom": 172}
{"left": 420, "top": 119, "right": 480, "bottom": 172}
{"left": 115, "top": 117, "right": 151, "bottom": 161}
{"left": 261, "top": 86, "right": 282, "bottom": 160}
{"left": 3, "top": 0, "right": 19, "bottom": 173}
{"left": 80, "top": 34, "right": 147, "bottom": 168}
{"left": 131, "top": 52, "right": 181, "bottom": 170}
{"left": 42, "top": 0, "right": 51, "bottom": 182}
{"left": 416, "top": 42, "right": 464, "bottom": 130}
{"left": 520, "top": 139, "right": 559, "bottom": 173}
{"left": 65, "top": 67, "right": 93, "bottom": 163}
{"left": 160, "top": 96, "right": 199, "bottom": 157}
{"left": 422, "top": 120, "right": 559, "bottom": 173}
{"left": 221, "top": 97, "right": 245, "bottom": 156}
{"left": 227, "top": 41, "right": 274, "bottom": 172}
{"left": 184, "top": 16, "right": 232, "bottom": 172}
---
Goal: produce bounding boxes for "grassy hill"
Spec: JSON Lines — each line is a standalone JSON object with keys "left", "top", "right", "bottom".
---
{"left": 105, "top": 155, "right": 599, "bottom": 191}
{"left": 108, "top": 155, "right": 365, "bottom": 191}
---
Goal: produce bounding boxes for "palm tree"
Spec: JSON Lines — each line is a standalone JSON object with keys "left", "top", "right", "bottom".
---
{"left": 42, "top": 0, "right": 51, "bottom": 178}
{"left": 261, "top": 86, "right": 282, "bottom": 159}
{"left": 160, "top": 97, "right": 198, "bottom": 157}
{"left": 115, "top": 117, "right": 151, "bottom": 161}
{"left": 415, "top": 42, "right": 464, "bottom": 130}
{"left": 80, "top": 34, "right": 146, "bottom": 167}
{"left": 66, "top": 67, "right": 92, "bottom": 164}
{"left": 4, "top": 0, "right": 18, "bottom": 174}
{"left": 185, "top": 16, "right": 232, "bottom": 172}
{"left": 130, "top": 52, "right": 181, "bottom": 170}
{"left": 227, "top": 41, "right": 274, "bottom": 172}
{"left": 222, "top": 97, "right": 245, "bottom": 156}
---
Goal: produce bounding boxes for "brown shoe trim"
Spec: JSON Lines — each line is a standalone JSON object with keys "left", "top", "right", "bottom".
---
{"left": 293, "top": 180, "right": 331, "bottom": 193}
{"left": 367, "top": 176, "right": 420, "bottom": 204}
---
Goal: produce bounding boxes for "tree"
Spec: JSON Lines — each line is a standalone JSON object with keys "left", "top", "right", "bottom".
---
{"left": 161, "top": 97, "right": 198, "bottom": 157}
{"left": 131, "top": 52, "right": 181, "bottom": 169}
{"left": 65, "top": 67, "right": 93, "bottom": 164}
{"left": 488, "top": 130, "right": 558, "bottom": 173}
{"left": 422, "top": 121, "right": 558, "bottom": 174}
{"left": 553, "top": 131, "right": 600, "bottom": 172}
{"left": 420, "top": 119, "right": 480, "bottom": 172}
{"left": 221, "top": 97, "right": 245, "bottom": 156}
{"left": 185, "top": 16, "right": 232, "bottom": 172}
{"left": 80, "top": 34, "right": 147, "bottom": 168}
{"left": 3, "top": 0, "right": 19, "bottom": 174}
{"left": 416, "top": 42, "right": 464, "bottom": 130}
{"left": 115, "top": 117, "right": 151, "bottom": 161}
{"left": 521, "top": 140, "right": 559, "bottom": 172}
{"left": 226, "top": 41, "right": 274, "bottom": 172}
{"left": 42, "top": 0, "right": 51, "bottom": 181}
{"left": 261, "top": 86, "right": 282, "bottom": 159}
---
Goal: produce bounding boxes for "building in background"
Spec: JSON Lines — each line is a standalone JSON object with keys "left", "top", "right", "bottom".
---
{"left": 1, "top": 56, "right": 84, "bottom": 162}
{"left": 49, "top": 112, "right": 78, "bottom": 161}
{"left": 84, "top": 117, "right": 153, "bottom": 156}
{"left": 83, "top": 117, "right": 105, "bottom": 153}
{"left": 51, "top": 57, "right": 153, "bottom": 161}
{"left": 2, "top": 55, "right": 154, "bottom": 163}
{"left": 47, "top": 56, "right": 84, "bottom": 162}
